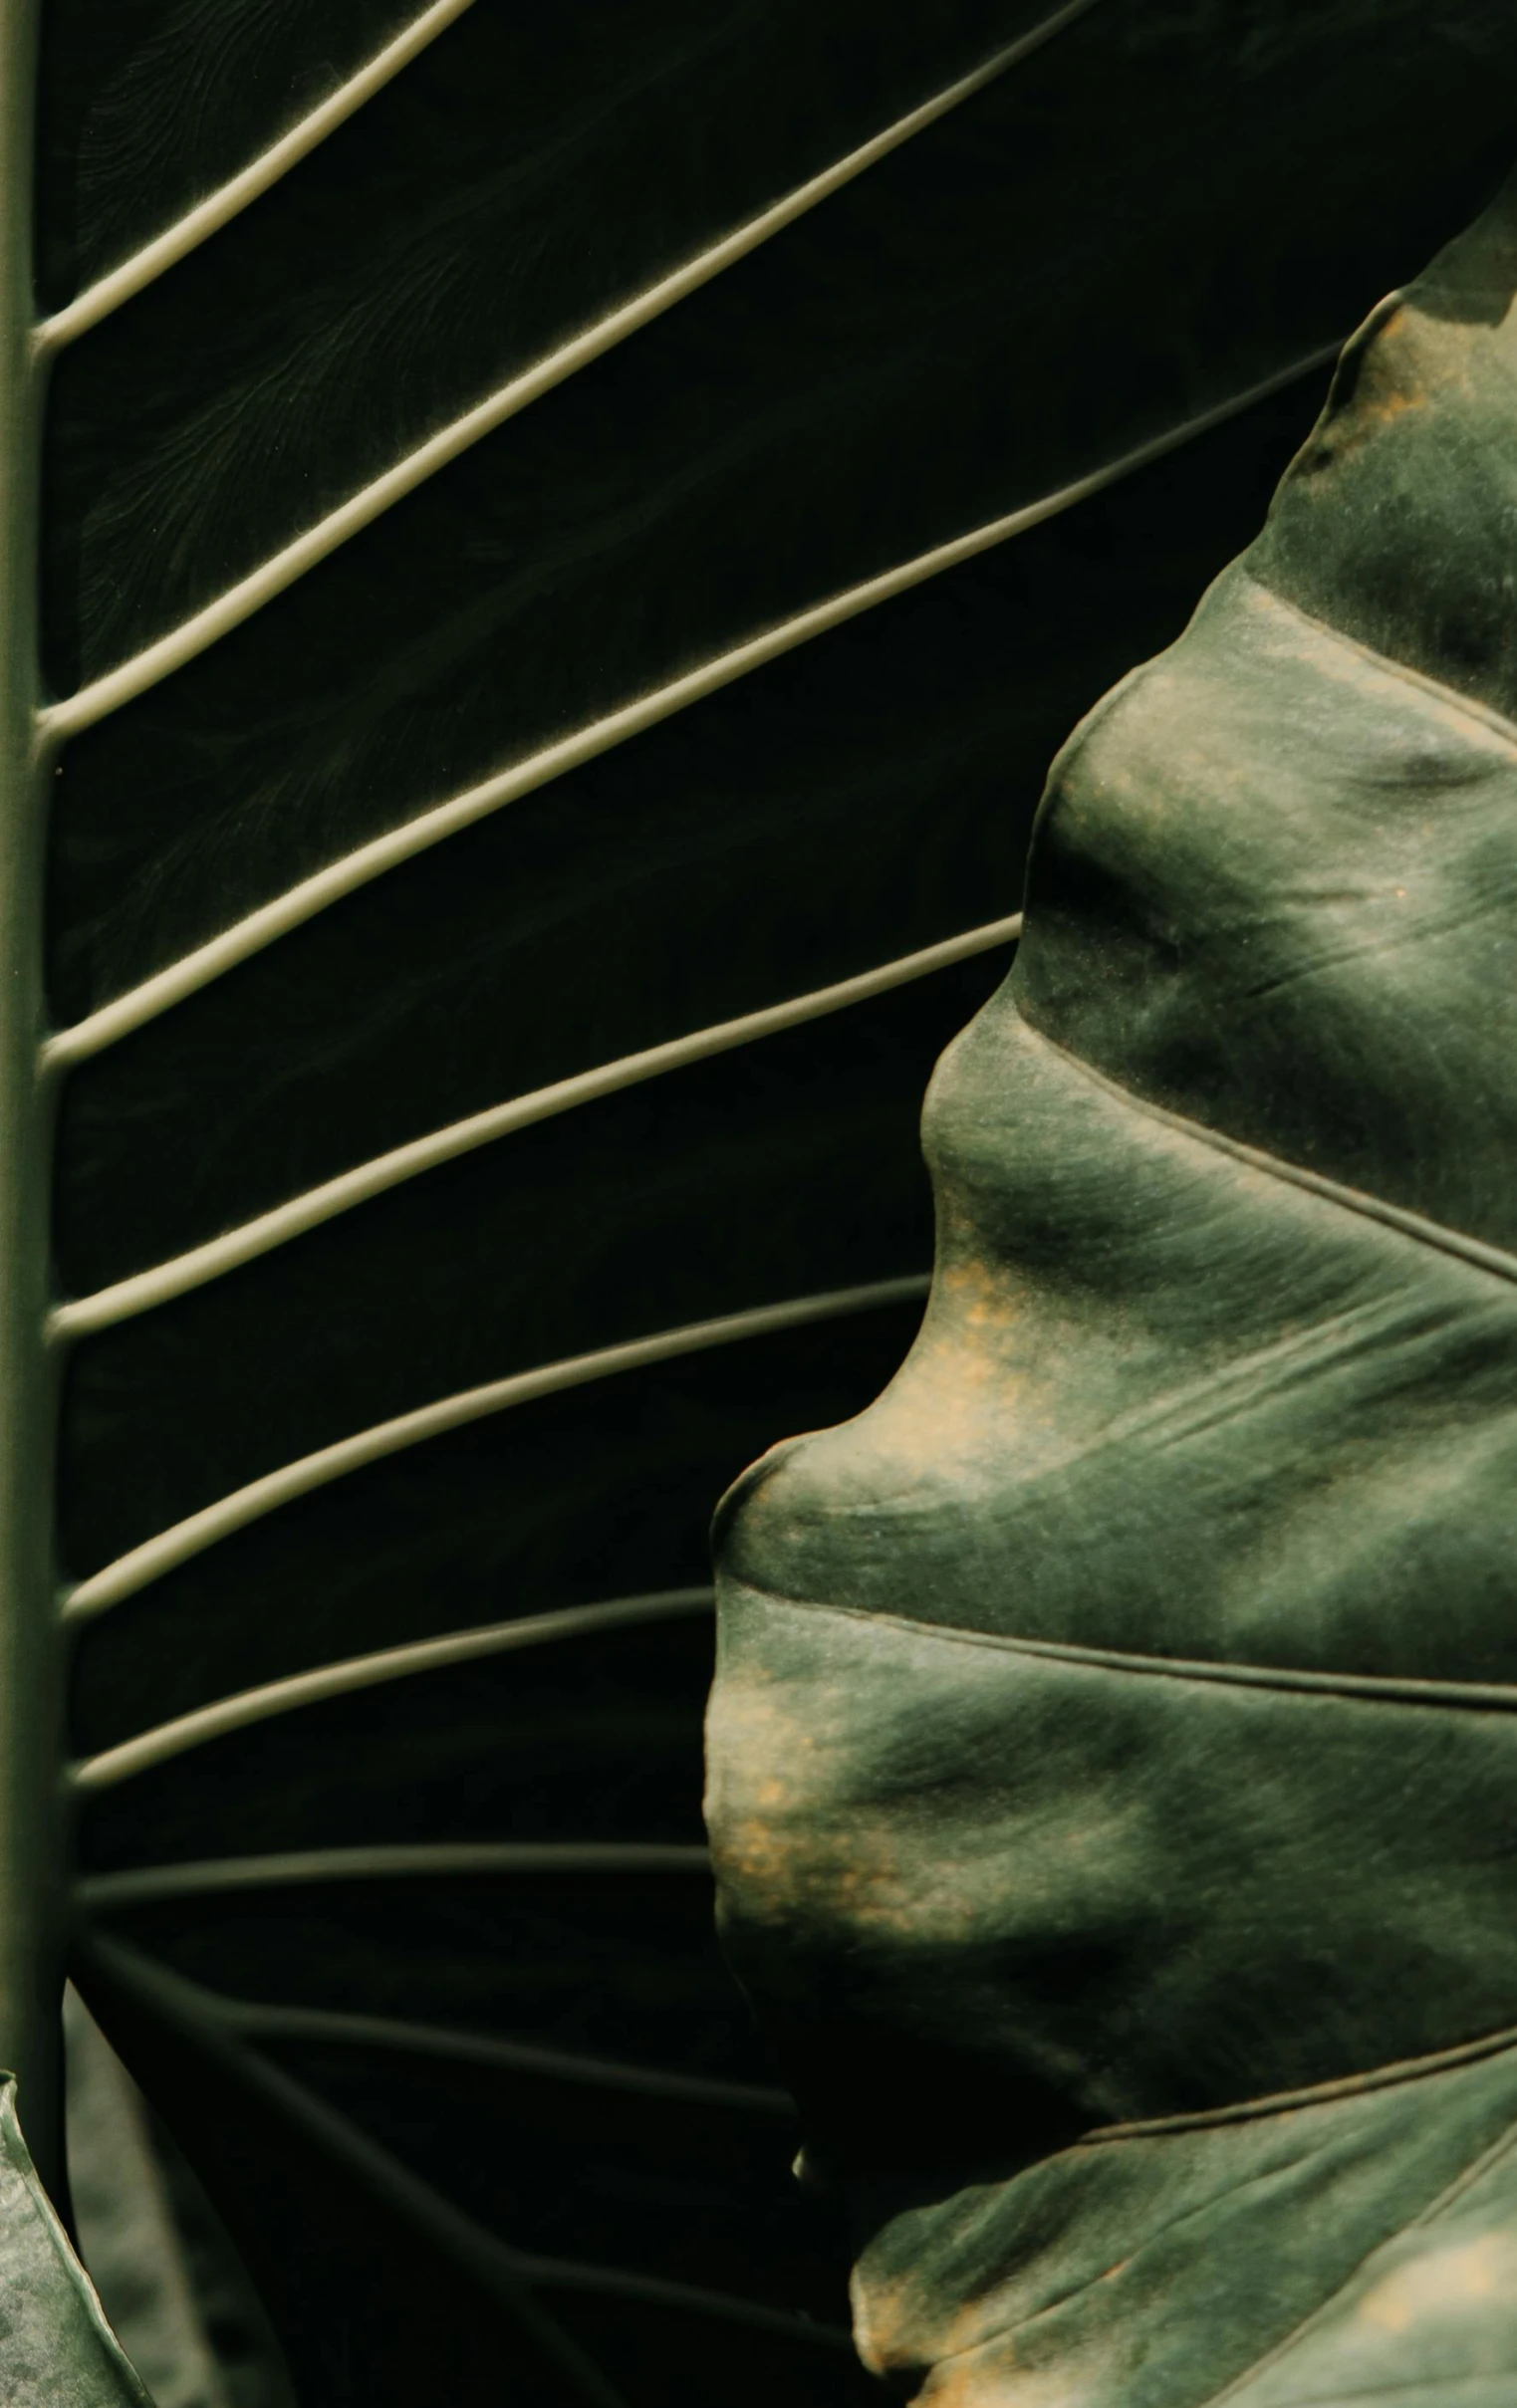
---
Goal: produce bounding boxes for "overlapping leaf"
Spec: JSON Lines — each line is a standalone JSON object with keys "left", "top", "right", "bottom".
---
{"left": 709, "top": 165, "right": 1517, "bottom": 2407}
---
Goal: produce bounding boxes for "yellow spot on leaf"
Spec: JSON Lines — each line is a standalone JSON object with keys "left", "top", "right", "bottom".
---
{"left": 1358, "top": 2232, "right": 1516, "bottom": 2333}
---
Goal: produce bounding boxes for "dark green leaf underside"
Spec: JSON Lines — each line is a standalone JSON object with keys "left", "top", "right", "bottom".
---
{"left": 35, "top": 0, "right": 1517, "bottom": 2400}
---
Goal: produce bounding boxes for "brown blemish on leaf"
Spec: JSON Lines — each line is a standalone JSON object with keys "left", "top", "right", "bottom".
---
{"left": 853, "top": 2266, "right": 1013, "bottom": 2388}
{"left": 708, "top": 1668, "right": 996, "bottom": 1944}
{"left": 851, "top": 2266, "right": 927, "bottom": 2376}
{"left": 1355, "top": 385, "right": 1425, "bottom": 434}
{"left": 920, "top": 2343, "right": 1084, "bottom": 2407}
{"left": 1356, "top": 2231, "right": 1517, "bottom": 2333}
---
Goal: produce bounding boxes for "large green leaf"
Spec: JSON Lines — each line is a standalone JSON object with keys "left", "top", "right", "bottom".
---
{"left": 0, "top": 0, "right": 1509, "bottom": 2399}
{"left": 710, "top": 171, "right": 1517, "bottom": 2402}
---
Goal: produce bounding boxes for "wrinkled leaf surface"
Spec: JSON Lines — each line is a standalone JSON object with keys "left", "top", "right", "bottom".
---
{"left": 710, "top": 171, "right": 1517, "bottom": 2406}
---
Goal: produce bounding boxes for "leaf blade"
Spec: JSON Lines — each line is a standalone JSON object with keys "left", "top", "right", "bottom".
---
{"left": 705, "top": 149, "right": 1517, "bottom": 2408}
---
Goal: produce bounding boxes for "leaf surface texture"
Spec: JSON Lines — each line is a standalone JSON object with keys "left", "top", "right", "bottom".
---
{"left": 33, "top": 0, "right": 1517, "bottom": 2398}
{"left": 708, "top": 169, "right": 1517, "bottom": 2405}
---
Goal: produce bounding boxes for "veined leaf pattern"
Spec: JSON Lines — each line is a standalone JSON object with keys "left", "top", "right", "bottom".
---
{"left": 709, "top": 170, "right": 1517, "bottom": 2405}
{"left": 0, "top": 0, "right": 1502, "bottom": 2398}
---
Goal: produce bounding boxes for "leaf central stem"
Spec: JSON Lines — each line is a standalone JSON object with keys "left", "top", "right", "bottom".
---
{"left": 0, "top": 0, "right": 66, "bottom": 2194}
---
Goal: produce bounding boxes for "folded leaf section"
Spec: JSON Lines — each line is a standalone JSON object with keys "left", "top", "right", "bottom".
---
{"left": 717, "top": 996, "right": 1517, "bottom": 1678}
{"left": 709, "top": 1579, "right": 1517, "bottom": 2140}
{"left": 847, "top": 2038, "right": 1517, "bottom": 2404}
{"left": 1019, "top": 569, "right": 1517, "bottom": 1253}
{"left": 706, "top": 173, "right": 1517, "bottom": 2402}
